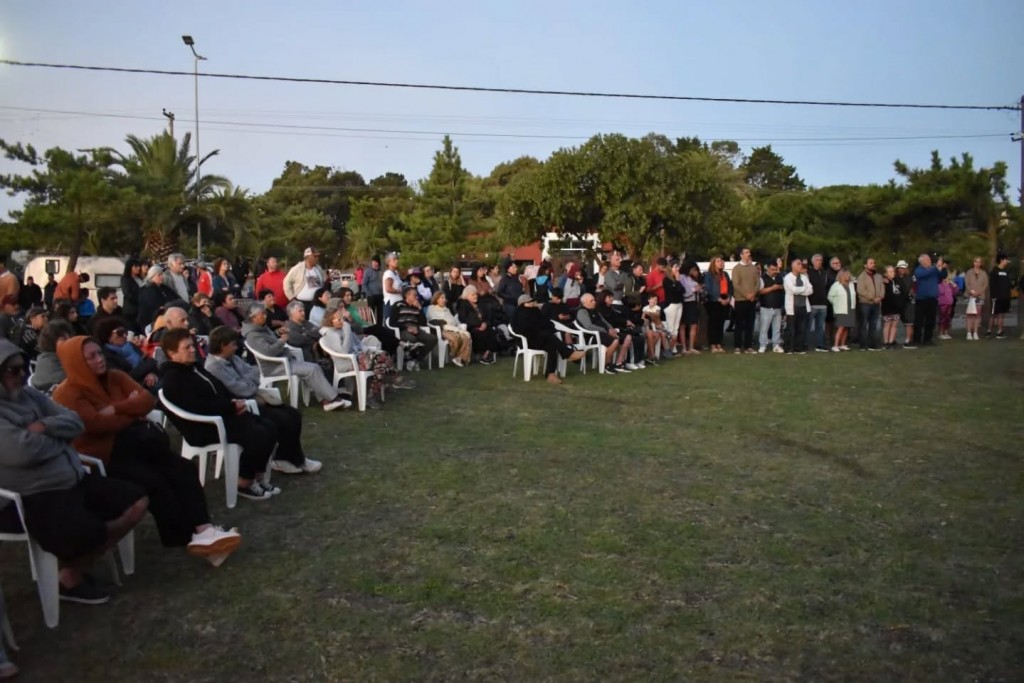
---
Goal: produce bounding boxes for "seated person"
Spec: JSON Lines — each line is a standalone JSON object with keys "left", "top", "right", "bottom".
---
{"left": 52, "top": 336, "right": 241, "bottom": 566}
{"left": 389, "top": 286, "right": 438, "bottom": 371}
{"left": 30, "top": 319, "right": 76, "bottom": 393}
{"left": 149, "top": 307, "right": 208, "bottom": 366}
{"left": 511, "top": 294, "right": 585, "bottom": 385}
{"left": 188, "top": 292, "right": 216, "bottom": 337}
{"left": 88, "top": 286, "right": 123, "bottom": 335}
{"left": 641, "top": 292, "right": 673, "bottom": 365}
{"left": 242, "top": 304, "right": 350, "bottom": 412}
{"left": 212, "top": 291, "right": 243, "bottom": 332}
{"left": 283, "top": 300, "right": 326, "bottom": 363}
{"left": 257, "top": 289, "right": 288, "bottom": 331}
{"left": 308, "top": 285, "right": 333, "bottom": 328}
{"left": 204, "top": 326, "right": 322, "bottom": 474}
{"left": 541, "top": 287, "right": 574, "bottom": 326}
{"left": 53, "top": 301, "right": 88, "bottom": 336}
{"left": 426, "top": 292, "right": 472, "bottom": 367}
{"left": 455, "top": 285, "right": 499, "bottom": 365}
{"left": 159, "top": 328, "right": 280, "bottom": 501}
{"left": 0, "top": 295, "right": 21, "bottom": 342}
{"left": 336, "top": 287, "right": 398, "bottom": 356}
{"left": 576, "top": 293, "right": 631, "bottom": 373}
{"left": 19, "top": 306, "right": 49, "bottom": 360}
{"left": 320, "top": 306, "right": 412, "bottom": 409}
{"left": 94, "top": 317, "right": 160, "bottom": 391}
{"left": 76, "top": 288, "right": 96, "bottom": 326}
{"left": 0, "top": 339, "right": 148, "bottom": 604}
{"left": 598, "top": 290, "right": 644, "bottom": 370}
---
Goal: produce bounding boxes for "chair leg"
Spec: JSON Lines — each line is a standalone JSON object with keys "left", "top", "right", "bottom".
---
{"left": 356, "top": 373, "right": 367, "bottom": 411}
{"left": 512, "top": 353, "right": 520, "bottom": 378}
{"left": 31, "top": 542, "right": 60, "bottom": 629}
{"left": 225, "top": 445, "right": 241, "bottom": 509}
{"left": 289, "top": 377, "right": 301, "bottom": 409}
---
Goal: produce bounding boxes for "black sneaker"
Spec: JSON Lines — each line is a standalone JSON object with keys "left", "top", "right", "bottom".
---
{"left": 996, "top": 331, "right": 1005, "bottom": 339}
{"left": 603, "top": 364, "right": 619, "bottom": 374}
{"left": 237, "top": 482, "right": 274, "bottom": 501}
{"left": 902, "top": 343, "right": 917, "bottom": 349}
{"left": 60, "top": 577, "right": 111, "bottom": 605}
{"left": 646, "top": 358, "right": 660, "bottom": 366}
{"left": 985, "top": 330, "right": 993, "bottom": 338}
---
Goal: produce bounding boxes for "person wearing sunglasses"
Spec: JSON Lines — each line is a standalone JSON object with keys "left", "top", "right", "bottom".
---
{"left": 94, "top": 316, "right": 159, "bottom": 391}
{"left": 0, "top": 339, "right": 149, "bottom": 604}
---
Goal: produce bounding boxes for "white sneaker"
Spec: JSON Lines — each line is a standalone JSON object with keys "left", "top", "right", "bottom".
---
{"left": 840, "top": 345, "right": 850, "bottom": 351}
{"left": 451, "top": 357, "right": 465, "bottom": 367}
{"left": 831, "top": 346, "right": 841, "bottom": 352}
{"left": 624, "top": 363, "right": 640, "bottom": 371}
{"left": 271, "top": 459, "right": 303, "bottom": 475}
{"left": 758, "top": 346, "right": 767, "bottom": 354}
{"left": 772, "top": 346, "right": 784, "bottom": 354}
{"left": 323, "top": 397, "right": 351, "bottom": 412}
{"left": 188, "top": 526, "right": 242, "bottom": 558}
{"left": 635, "top": 362, "right": 646, "bottom": 370}
{"left": 301, "top": 458, "right": 322, "bottom": 474}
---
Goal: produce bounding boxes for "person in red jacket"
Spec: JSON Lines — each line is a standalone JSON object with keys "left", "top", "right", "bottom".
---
{"left": 255, "top": 256, "right": 288, "bottom": 308}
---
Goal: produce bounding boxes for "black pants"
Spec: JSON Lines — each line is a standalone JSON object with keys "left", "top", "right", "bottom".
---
{"left": 108, "top": 423, "right": 211, "bottom": 547}
{"left": 363, "top": 324, "right": 398, "bottom": 355}
{"left": 366, "top": 294, "right": 383, "bottom": 326}
{"left": 528, "top": 332, "right": 574, "bottom": 376}
{"left": 733, "top": 300, "right": 757, "bottom": 350}
{"left": 225, "top": 413, "right": 276, "bottom": 480}
{"left": 913, "top": 298, "right": 938, "bottom": 345}
{"left": 259, "top": 404, "right": 306, "bottom": 466}
{"left": 468, "top": 326, "right": 501, "bottom": 354}
{"left": 399, "top": 328, "right": 438, "bottom": 360}
{"left": 785, "top": 309, "right": 808, "bottom": 352}
{"left": 706, "top": 302, "right": 730, "bottom": 345}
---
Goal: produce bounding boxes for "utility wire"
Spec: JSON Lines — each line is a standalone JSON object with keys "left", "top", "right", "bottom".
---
{"left": 0, "top": 59, "right": 1017, "bottom": 112}
{"left": 0, "top": 105, "right": 1011, "bottom": 144}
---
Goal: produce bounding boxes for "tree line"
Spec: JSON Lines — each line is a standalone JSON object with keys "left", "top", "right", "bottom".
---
{"left": 1, "top": 130, "right": 1020, "bottom": 273}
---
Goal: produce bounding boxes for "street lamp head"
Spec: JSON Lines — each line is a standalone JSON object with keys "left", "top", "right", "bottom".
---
{"left": 181, "top": 35, "right": 194, "bottom": 46}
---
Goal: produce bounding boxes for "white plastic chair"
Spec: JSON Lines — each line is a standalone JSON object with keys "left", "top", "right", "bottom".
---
{"left": 426, "top": 321, "right": 450, "bottom": 369}
{"left": 283, "top": 344, "right": 313, "bottom": 406}
{"left": 508, "top": 325, "right": 550, "bottom": 381}
{"left": 0, "top": 456, "right": 135, "bottom": 632}
{"left": 573, "top": 323, "right": 608, "bottom": 374}
{"left": 553, "top": 321, "right": 596, "bottom": 374}
{"left": 245, "top": 342, "right": 302, "bottom": 409}
{"left": 159, "top": 389, "right": 250, "bottom": 509}
{"left": 317, "top": 339, "right": 381, "bottom": 411}
{"left": 384, "top": 320, "right": 433, "bottom": 371}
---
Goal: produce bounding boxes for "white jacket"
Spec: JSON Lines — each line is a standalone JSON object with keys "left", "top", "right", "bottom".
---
{"left": 827, "top": 281, "right": 856, "bottom": 316}
{"left": 783, "top": 271, "right": 814, "bottom": 315}
{"left": 284, "top": 261, "right": 326, "bottom": 301}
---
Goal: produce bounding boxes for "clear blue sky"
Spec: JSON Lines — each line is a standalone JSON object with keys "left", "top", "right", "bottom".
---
{"left": 1, "top": 0, "right": 1021, "bottom": 211}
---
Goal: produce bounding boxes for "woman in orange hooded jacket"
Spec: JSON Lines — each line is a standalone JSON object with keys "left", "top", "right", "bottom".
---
{"left": 52, "top": 336, "right": 241, "bottom": 566}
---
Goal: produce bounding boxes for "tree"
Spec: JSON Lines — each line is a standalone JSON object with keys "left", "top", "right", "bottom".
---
{"left": 741, "top": 145, "right": 806, "bottom": 192}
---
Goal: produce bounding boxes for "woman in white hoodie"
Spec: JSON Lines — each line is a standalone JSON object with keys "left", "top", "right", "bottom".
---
{"left": 827, "top": 269, "right": 856, "bottom": 351}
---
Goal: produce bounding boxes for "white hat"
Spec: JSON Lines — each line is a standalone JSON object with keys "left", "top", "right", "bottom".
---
{"left": 303, "top": 247, "right": 320, "bottom": 258}
{"left": 896, "top": 260, "right": 909, "bottom": 269}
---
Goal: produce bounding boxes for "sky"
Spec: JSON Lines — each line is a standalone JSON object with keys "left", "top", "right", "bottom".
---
{"left": 1, "top": 0, "right": 1022, "bottom": 214}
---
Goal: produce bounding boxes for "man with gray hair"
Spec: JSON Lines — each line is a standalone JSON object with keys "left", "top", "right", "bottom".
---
{"left": 806, "top": 253, "right": 830, "bottom": 352}
{"left": 166, "top": 254, "right": 191, "bottom": 302}
{"left": 241, "top": 304, "right": 350, "bottom": 412}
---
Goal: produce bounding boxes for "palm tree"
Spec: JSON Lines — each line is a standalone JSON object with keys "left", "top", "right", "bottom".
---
{"left": 105, "top": 132, "right": 230, "bottom": 260}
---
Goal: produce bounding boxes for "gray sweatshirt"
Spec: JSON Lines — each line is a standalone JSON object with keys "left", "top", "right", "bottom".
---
{"left": 0, "top": 339, "right": 85, "bottom": 509}
{"left": 204, "top": 353, "right": 261, "bottom": 399}
{"left": 242, "top": 321, "right": 288, "bottom": 357}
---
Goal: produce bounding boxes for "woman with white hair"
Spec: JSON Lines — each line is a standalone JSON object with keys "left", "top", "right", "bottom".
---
{"left": 136, "top": 265, "right": 180, "bottom": 331}
{"left": 320, "top": 307, "right": 412, "bottom": 409}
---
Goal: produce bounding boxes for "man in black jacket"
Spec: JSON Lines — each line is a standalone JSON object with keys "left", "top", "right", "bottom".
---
{"left": 806, "top": 254, "right": 831, "bottom": 352}
{"left": 511, "top": 294, "right": 584, "bottom": 384}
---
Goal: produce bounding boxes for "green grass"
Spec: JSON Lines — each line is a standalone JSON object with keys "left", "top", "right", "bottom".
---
{"left": 3, "top": 341, "right": 1023, "bottom": 681}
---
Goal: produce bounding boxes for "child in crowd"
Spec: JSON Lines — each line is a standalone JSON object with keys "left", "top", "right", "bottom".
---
{"left": 641, "top": 293, "right": 672, "bottom": 364}
{"left": 937, "top": 274, "right": 958, "bottom": 340}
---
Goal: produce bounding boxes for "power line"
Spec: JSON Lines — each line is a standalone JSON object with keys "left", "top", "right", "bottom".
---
{"left": 0, "top": 59, "right": 1017, "bottom": 112}
{"left": 0, "top": 105, "right": 1011, "bottom": 144}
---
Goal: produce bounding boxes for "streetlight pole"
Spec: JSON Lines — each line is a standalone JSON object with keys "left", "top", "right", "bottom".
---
{"left": 182, "top": 35, "right": 206, "bottom": 261}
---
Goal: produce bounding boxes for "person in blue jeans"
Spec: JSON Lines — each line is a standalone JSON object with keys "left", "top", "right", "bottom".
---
{"left": 855, "top": 258, "right": 884, "bottom": 351}
{"left": 806, "top": 254, "right": 831, "bottom": 351}
{"left": 912, "top": 254, "right": 943, "bottom": 346}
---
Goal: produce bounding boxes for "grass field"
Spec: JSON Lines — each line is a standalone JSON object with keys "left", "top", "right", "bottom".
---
{"left": 2, "top": 340, "right": 1023, "bottom": 682}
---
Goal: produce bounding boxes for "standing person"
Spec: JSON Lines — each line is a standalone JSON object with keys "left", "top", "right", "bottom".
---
{"left": 660, "top": 260, "right": 684, "bottom": 357}
{"left": 783, "top": 258, "right": 813, "bottom": 354}
{"left": 137, "top": 266, "right": 179, "bottom": 332}
{"left": 894, "top": 260, "right": 917, "bottom": 348}
{"left": 362, "top": 256, "right": 383, "bottom": 322}
{"left": 52, "top": 336, "right": 241, "bottom": 565}
{"left": 602, "top": 252, "right": 628, "bottom": 304}
{"left": 881, "top": 265, "right": 907, "bottom": 350}
{"left": 420, "top": 265, "right": 441, "bottom": 301}
{"left": 0, "top": 257, "right": 18, "bottom": 306}
{"left": 54, "top": 270, "right": 89, "bottom": 304}
{"left": 912, "top": 254, "right": 941, "bottom": 346}
{"left": 825, "top": 256, "right": 843, "bottom": 340}
{"left": 644, "top": 257, "right": 668, "bottom": 307}
{"left": 757, "top": 260, "right": 785, "bottom": 353}
{"left": 441, "top": 266, "right": 465, "bottom": 313}
{"left": 562, "top": 263, "right": 583, "bottom": 309}
{"left": 120, "top": 259, "right": 144, "bottom": 330}
{"left": 937, "top": 273, "right": 958, "bottom": 339}
{"left": 987, "top": 254, "right": 1012, "bottom": 338}
{"left": 381, "top": 252, "right": 404, "bottom": 322}
{"left": 494, "top": 261, "right": 524, "bottom": 324}
{"left": 165, "top": 254, "right": 192, "bottom": 302}
{"left": 255, "top": 256, "right": 288, "bottom": 309}
{"left": 964, "top": 256, "right": 989, "bottom": 340}
{"left": 731, "top": 248, "right": 760, "bottom": 354}
{"left": 855, "top": 258, "right": 884, "bottom": 351}
{"left": 827, "top": 269, "right": 856, "bottom": 351}
{"left": 209, "top": 258, "right": 237, "bottom": 298}
{"left": 806, "top": 254, "right": 831, "bottom": 352}
{"left": 679, "top": 262, "right": 703, "bottom": 354}
{"left": 703, "top": 256, "right": 732, "bottom": 353}
{"left": 43, "top": 273, "right": 58, "bottom": 310}
{"left": 18, "top": 275, "right": 43, "bottom": 312}
{"left": 283, "top": 247, "right": 326, "bottom": 318}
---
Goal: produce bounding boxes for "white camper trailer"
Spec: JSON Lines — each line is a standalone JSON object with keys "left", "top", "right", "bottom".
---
{"left": 23, "top": 256, "right": 126, "bottom": 306}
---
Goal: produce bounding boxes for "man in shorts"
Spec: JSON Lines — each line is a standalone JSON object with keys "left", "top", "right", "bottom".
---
{"left": 0, "top": 339, "right": 148, "bottom": 604}
{"left": 987, "top": 255, "right": 1012, "bottom": 338}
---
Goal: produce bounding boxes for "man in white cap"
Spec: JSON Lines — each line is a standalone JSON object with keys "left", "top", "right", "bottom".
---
{"left": 284, "top": 247, "right": 326, "bottom": 317}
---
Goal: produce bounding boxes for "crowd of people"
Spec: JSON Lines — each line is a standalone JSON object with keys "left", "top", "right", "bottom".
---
{"left": 0, "top": 244, "right": 1019, "bottom": 677}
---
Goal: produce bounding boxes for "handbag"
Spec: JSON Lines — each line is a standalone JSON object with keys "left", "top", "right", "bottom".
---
{"left": 361, "top": 334, "right": 382, "bottom": 351}
{"left": 256, "top": 386, "right": 283, "bottom": 405}
{"left": 966, "top": 297, "right": 978, "bottom": 315}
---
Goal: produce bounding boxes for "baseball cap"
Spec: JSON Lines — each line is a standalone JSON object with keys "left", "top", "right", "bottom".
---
{"left": 303, "top": 247, "right": 320, "bottom": 257}
{"left": 517, "top": 294, "right": 533, "bottom": 306}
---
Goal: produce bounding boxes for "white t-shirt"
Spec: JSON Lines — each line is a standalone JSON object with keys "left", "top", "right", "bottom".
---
{"left": 383, "top": 269, "right": 403, "bottom": 306}
{"left": 296, "top": 267, "right": 323, "bottom": 302}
